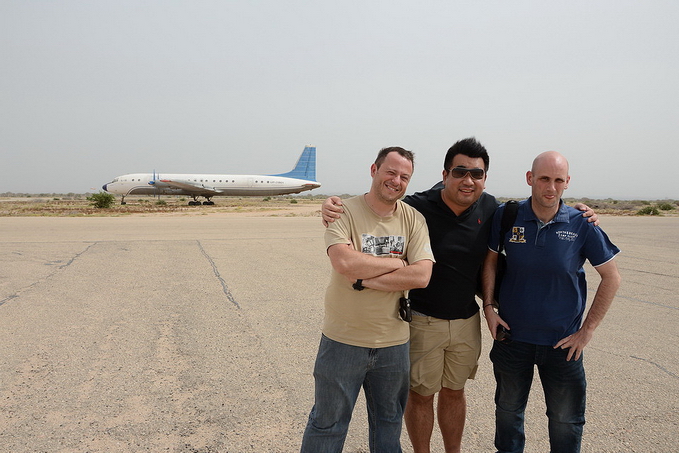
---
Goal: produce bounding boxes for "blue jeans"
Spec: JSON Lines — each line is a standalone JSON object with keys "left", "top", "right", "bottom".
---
{"left": 490, "top": 340, "right": 587, "bottom": 453}
{"left": 300, "top": 335, "right": 410, "bottom": 453}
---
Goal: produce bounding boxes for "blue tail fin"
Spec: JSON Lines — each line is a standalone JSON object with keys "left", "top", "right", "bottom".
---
{"left": 272, "top": 146, "right": 316, "bottom": 181}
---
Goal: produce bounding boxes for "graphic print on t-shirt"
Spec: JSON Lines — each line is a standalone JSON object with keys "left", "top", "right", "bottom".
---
{"left": 361, "top": 234, "right": 405, "bottom": 256}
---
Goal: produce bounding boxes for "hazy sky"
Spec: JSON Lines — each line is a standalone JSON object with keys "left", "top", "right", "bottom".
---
{"left": 2, "top": 1, "right": 678, "bottom": 199}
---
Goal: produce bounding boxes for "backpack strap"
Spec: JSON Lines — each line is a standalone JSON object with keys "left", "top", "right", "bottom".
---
{"left": 498, "top": 200, "right": 519, "bottom": 253}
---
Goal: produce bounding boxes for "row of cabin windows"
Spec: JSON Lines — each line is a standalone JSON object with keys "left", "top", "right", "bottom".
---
{"left": 194, "top": 179, "right": 236, "bottom": 183}
{"left": 125, "top": 178, "right": 278, "bottom": 184}
{"left": 126, "top": 178, "right": 236, "bottom": 183}
{"left": 192, "top": 179, "right": 278, "bottom": 184}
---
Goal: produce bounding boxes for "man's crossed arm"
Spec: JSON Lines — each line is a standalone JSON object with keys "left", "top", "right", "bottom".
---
{"left": 328, "top": 243, "right": 433, "bottom": 292}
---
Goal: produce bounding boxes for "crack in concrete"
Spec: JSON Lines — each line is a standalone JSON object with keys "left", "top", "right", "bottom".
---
{"left": 0, "top": 243, "right": 97, "bottom": 306}
{"left": 196, "top": 240, "right": 240, "bottom": 309}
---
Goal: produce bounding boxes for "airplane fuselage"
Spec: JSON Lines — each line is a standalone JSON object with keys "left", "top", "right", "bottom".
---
{"left": 103, "top": 173, "right": 320, "bottom": 197}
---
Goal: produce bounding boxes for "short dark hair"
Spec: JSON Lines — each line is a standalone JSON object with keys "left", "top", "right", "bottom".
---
{"left": 443, "top": 137, "right": 490, "bottom": 171}
{"left": 375, "top": 147, "right": 415, "bottom": 170}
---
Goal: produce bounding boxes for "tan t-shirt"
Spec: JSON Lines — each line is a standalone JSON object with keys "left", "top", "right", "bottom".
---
{"left": 323, "top": 195, "right": 434, "bottom": 348}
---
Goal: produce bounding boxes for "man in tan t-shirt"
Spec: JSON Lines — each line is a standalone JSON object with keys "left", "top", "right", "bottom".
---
{"left": 301, "top": 147, "right": 435, "bottom": 453}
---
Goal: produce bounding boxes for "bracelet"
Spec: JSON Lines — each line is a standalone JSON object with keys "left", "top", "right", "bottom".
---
{"left": 482, "top": 303, "right": 498, "bottom": 318}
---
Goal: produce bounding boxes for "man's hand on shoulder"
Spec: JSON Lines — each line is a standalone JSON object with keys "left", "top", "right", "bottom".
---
{"left": 573, "top": 202, "right": 599, "bottom": 226}
{"left": 322, "top": 196, "right": 344, "bottom": 227}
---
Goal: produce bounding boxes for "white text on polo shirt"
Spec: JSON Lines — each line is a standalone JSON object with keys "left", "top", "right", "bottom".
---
{"left": 556, "top": 230, "right": 579, "bottom": 242}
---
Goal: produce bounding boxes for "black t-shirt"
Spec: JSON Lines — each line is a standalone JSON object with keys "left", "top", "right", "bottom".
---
{"left": 404, "top": 183, "right": 499, "bottom": 320}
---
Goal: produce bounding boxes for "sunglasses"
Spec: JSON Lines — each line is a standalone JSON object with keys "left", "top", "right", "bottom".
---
{"left": 448, "top": 166, "right": 485, "bottom": 180}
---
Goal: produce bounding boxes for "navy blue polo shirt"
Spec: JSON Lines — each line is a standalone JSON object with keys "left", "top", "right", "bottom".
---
{"left": 404, "top": 184, "right": 499, "bottom": 320}
{"left": 488, "top": 198, "right": 620, "bottom": 346}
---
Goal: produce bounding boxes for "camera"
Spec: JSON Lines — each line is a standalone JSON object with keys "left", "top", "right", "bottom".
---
{"left": 496, "top": 325, "right": 511, "bottom": 342}
{"left": 399, "top": 297, "right": 412, "bottom": 322}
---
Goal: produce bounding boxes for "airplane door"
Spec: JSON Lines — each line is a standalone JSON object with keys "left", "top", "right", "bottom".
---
{"left": 247, "top": 177, "right": 254, "bottom": 187}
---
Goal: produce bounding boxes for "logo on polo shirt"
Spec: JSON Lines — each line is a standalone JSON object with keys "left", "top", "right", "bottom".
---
{"left": 556, "top": 230, "right": 579, "bottom": 242}
{"left": 508, "top": 226, "right": 526, "bottom": 244}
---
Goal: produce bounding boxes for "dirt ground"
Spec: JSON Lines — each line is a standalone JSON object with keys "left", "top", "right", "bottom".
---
{"left": 1, "top": 210, "right": 678, "bottom": 452}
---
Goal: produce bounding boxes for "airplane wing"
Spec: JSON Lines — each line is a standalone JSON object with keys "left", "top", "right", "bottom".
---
{"left": 154, "top": 179, "right": 222, "bottom": 196}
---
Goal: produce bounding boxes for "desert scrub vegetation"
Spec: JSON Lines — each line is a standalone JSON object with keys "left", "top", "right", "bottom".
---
{"left": 635, "top": 202, "right": 675, "bottom": 215}
{"left": 87, "top": 192, "right": 116, "bottom": 209}
{"left": 1, "top": 194, "right": 676, "bottom": 217}
{"left": 493, "top": 197, "right": 679, "bottom": 216}
{"left": 636, "top": 202, "right": 675, "bottom": 216}
{"left": 637, "top": 206, "right": 660, "bottom": 216}
{"left": 0, "top": 194, "right": 326, "bottom": 216}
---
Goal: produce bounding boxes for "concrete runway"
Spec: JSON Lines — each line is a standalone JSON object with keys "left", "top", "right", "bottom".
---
{"left": 0, "top": 213, "right": 677, "bottom": 452}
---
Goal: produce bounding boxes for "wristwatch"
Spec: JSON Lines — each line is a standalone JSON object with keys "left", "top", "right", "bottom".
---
{"left": 352, "top": 279, "right": 365, "bottom": 291}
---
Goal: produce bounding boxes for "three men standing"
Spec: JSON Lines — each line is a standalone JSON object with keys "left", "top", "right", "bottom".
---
{"left": 315, "top": 142, "right": 612, "bottom": 452}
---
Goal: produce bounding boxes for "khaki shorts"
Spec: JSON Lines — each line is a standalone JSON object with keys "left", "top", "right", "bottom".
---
{"left": 409, "top": 311, "right": 482, "bottom": 396}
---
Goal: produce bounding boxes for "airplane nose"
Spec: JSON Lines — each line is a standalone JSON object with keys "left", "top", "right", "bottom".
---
{"left": 102, "top": 184, "right": 108, "bottom": 191}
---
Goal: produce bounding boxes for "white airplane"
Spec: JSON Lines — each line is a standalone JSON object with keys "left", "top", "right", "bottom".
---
{"left": 102, "top": 145, "right": 320, "bottom": 205}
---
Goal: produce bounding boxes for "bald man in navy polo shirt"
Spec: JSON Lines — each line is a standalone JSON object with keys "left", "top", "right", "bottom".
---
{"left": 482, "top": 151, "right": 621, "bottom": 453}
